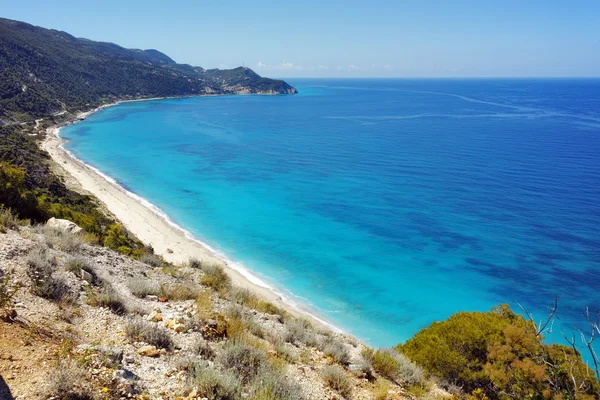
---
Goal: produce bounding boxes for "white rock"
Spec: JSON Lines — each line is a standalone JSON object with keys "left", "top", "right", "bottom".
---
{"left": 46, "top": 217, "right": 85, "bottom": 234}
{"left": 80, "top": 269, "right": 93, "bottom": 283}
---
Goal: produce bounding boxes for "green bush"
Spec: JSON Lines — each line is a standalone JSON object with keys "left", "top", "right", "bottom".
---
{"left": 398, "top": 304, "right": 600, "bottom": 399}
{"left": 0, "top": 206, "right": 21, "bottom": 232}
{"left": 200, "top": 263, "right": 232, "bottom": 293}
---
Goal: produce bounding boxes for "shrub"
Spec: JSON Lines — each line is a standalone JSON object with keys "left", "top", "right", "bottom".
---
{"left": 230, "top": 286, "right": 286, "bottom": 318}
{"left": 102, "top": 224, "right": 139, "bottom": 255}
{"left": 36, "top": 225, "right": 82, "bottom": 253}
{"left": 191, "top": 338, "right": 215, "bottom": 360}
{"left": 284, "top": 319, "right": 318, "bottom": 347}
{"left": 125, "top": 317, "right": 173, "bottom": 350}
{"left": 190, "top": 362, "right": 242, "bottom": 400}
{"left": 0, "top": 206, "right": 20, "bottom": 232}
{"left": 399, "top": 304, "right": 600, "bottom": 398}
{"left": 248, "top": 366, "right": 305, "bottom": 400}
{"left": 128, "top": 277, "right": 160, "bottom": 298}
{"left": 319, "top": 336, "right": 350, "bottom": 365}
{"left": 64, "top": 256, "right": 92, "bottom": 276}
{"left": 139, "top": 252, "right": 166, "bottom": 268}
{"left": 90, "top": 285, "right": 127, "bottom": 314}
{"left": 216, "top": 340, "right": 268, "bottom": 383}
{"left": 200, "top": 263, "right": 231, "bottom": 292}
{"left": 322, "top": 365, "right": 352, "bottom": 398}
{"left": 372, "top": 380, "right": 391, "bottom": 400}
{"left": 160, "top": 282, "right": 201, "bottom": 300}
{"left": 45, "top": 360, "right": 93, "bottom": 400}
{"left": 371, "top": 349, "right": 422, "bottom": 385}
{"left": 195, "top": 289, "right": 214, "bottom": 320}
{"left": 274, "top": 338, "right": 299, "bottom": 363}
{"left": 27, "top": 247, "right": 72, "bottom": 302}
{"left": 188, "top": 257, "right": 204, "bottom": 269}
{"left": 0, "top": 272, "right": 20, "bottom": 310}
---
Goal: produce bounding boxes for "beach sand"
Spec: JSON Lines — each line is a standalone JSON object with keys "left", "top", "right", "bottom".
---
{"left": 41, "top": 102, "right": 339, "bottom": 332}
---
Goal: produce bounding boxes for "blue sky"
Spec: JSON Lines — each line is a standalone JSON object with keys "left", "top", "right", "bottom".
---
{"left": 2, "top": 0, "right": 599, "bottom": 77}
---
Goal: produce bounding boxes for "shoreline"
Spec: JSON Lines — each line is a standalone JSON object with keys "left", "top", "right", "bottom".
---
{"left": 41, "top": 98, "right": 344, "bottom": 335}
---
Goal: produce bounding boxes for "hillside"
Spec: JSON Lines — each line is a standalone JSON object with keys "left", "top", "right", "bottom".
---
{"left": 0, "top": 17, "right": 296, "bottom": 123}
{"left": 0, "top": 223, "right": 419, "bottom": 399}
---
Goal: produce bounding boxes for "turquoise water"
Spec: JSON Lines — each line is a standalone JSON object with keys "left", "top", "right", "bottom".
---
{"left": 62, "top": 79, "right": 600, "bottom": 347}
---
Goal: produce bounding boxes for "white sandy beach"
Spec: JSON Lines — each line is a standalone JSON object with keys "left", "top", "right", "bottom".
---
{"left": 41, "top": 102, "right": 340, "bottom": 332}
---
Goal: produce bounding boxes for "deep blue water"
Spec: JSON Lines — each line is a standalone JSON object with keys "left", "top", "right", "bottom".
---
{"left": 62, "top": 79, "right": 600, "bottom": 347}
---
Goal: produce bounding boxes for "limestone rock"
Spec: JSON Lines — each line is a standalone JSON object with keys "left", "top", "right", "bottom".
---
{"left": 80, "top": 269, "right": 93, "bottom": 283}
{"left": 46, "top": 217, "right": 85, "bottom": 234}
{"left": 147, "top": 310, "right": 163, "bottom": 322}
{"left": 137, "top": 345, "right": 160, "bottom": 357}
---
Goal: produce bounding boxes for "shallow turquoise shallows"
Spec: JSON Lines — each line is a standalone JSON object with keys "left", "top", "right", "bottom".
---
{"left": 61, "top": 79, "right": 600, "bottom": 347}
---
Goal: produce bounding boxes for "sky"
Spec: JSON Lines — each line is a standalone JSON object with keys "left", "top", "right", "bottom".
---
{"left": 1, "top": 0, "right": 599, "bottom": 78}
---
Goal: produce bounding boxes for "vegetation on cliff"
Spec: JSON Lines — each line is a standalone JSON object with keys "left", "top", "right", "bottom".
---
{"left": 0, "top": 17, "right": 296, "bottom": 123}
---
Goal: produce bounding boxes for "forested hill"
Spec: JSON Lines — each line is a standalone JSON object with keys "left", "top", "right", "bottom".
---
{"left": 0, "top": 17, "right": 297, "bottom": 123}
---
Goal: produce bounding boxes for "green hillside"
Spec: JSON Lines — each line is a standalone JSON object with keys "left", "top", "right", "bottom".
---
{"left": 0, "top": 17, "right": 296, "bottom": 123}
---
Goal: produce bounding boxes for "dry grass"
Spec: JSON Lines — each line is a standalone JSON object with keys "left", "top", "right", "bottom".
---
{"left": 372, "top": 379, "right": 391, "bottom": 400}
{"left": 229, "top": 287, "right": 285, "bottom": 317}
{"left": 322, "top": 365, "right": 353, "bottom": 399}
{"left": 195, "top": 290, "right": 214, "bottom": 320}
{"left": 160, "top": 281, "right": 202, "bottom": 300}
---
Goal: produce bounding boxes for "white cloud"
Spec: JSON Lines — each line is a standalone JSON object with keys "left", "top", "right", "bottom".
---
{"left": 383, "top": 64, "right": 394, "bottom": 71}
{"left": 348, "top": 64, "right": 359, "bottom": 71}
{"left": 318, "top": 64, "right": 329, "bottom": 70}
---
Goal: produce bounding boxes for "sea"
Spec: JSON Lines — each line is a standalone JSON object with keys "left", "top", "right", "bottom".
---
{"left": 61, "top": 78, "right": 600, "bottom": 348}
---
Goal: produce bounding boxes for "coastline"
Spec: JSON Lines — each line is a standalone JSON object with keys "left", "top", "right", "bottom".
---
{"left": 41, "top": 98, "right": 344, "bottom": 335}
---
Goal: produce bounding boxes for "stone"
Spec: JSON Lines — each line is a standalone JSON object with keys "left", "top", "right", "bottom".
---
{"left": 173, "top": 323, "right": 185, "bottom": 333}
{"left": 147, "top": 310, "right": 163, "bottom": 322}
{"left": 137, "top": 345, "right": 160, "bottom": 357}
{"left": 46, "top": 217, "right": 85, "bottom": 234}
{"left": 81, "top": 269, "right": 93, "bottom": 283}
{"left": 146, "top": 295, "right": 158, "bottom": 301}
